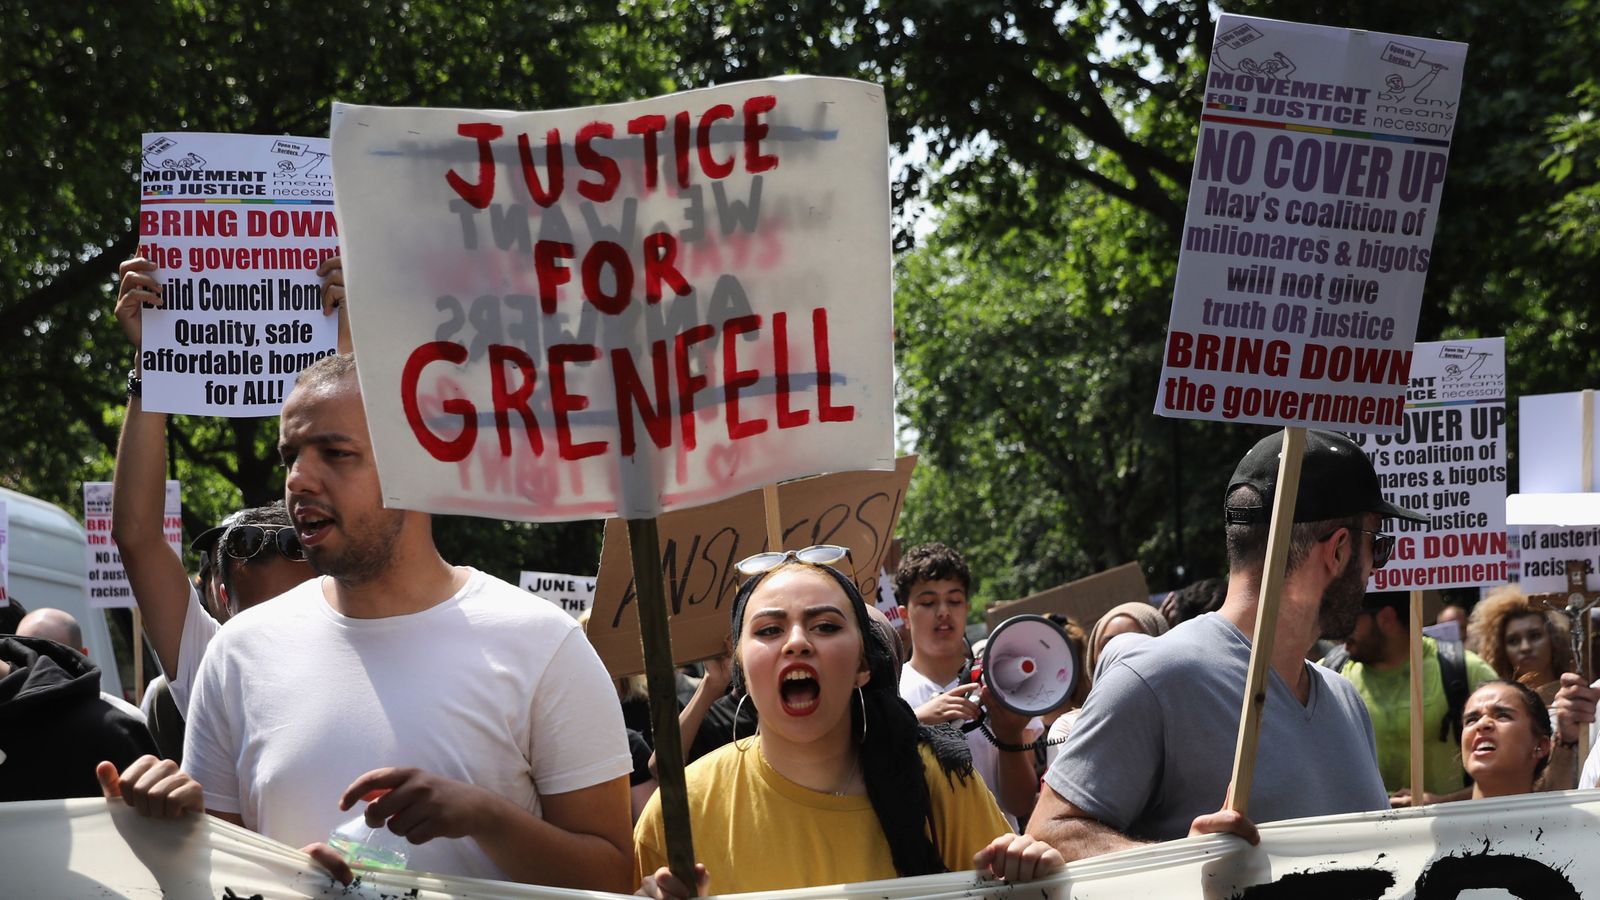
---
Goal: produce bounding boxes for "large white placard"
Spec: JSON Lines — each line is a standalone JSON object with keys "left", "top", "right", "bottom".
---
{"left": 138, "top": 132, "right": 340, "bottom": 416}
{"left": 1350, "top": 337, "right": 1507, "bottom": 590}
{"left": 7, "top": 791, "right": 1600, "bottom": 898}
{"left": 1155, "top": 16, "right": 1468, "bottom": 431}
{"left": 518, "top": 570, "right": 597, "bottom": 619}
{"left": 83, "top": 481, "right": 181, "bottom": 609}
{"left": 330, "top": 77, "right": 895, "bottom": 522}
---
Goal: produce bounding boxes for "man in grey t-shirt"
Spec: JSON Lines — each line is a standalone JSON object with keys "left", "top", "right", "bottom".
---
{"left": 1028, "top": 430, "right": 1424, "bottom": 861}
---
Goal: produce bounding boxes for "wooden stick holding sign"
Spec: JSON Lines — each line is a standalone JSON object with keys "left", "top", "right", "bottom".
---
{"left": 763, "top": 484, "right": 783, "bottom": 550}
{"left": 626, "top": 518, "right": 698, "bottom": 894}
{"left": 1226, "top": 426, "right": 1306, "bottom": 814}
{"left": 1409, "top": 589, "right": 1425, "bottom": 804}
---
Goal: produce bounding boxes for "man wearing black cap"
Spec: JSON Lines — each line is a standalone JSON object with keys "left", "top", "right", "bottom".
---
{"left": 1324, "top": 591, "right": 1496, "bottom": 806}
{"left": 1029, "top": 429, "right": 1425, "bottom": 861}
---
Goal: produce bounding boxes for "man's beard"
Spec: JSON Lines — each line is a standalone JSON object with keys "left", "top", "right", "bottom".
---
{"left": 1318, "top": 553, "right": 1367, "bottom": 640}
{"left": 307, "top": 510, "right": 404, "bottom": 585}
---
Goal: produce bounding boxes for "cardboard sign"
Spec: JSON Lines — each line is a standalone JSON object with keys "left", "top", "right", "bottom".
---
{"left": 589, "top": 456, "right": 914, "bottom": 676}
{"left": 982, "top": 562, "right": 1150, "bottom": 631}
{"left": 330, "top": 77, "right": 895, "bottom": 522}
{"left": 84, "top": 481, "right": 182, "bottom": 609}
{"left": 138, "top": 133, "right": 340, "bottom": 416}
{"left": 1348, "top": 338, "right": 1507, "bottom": 591}
{"left": 518, "top": 570, "right": 596, "bottom": 620}
{"left": 1154, "top": 15, "right": 1468, "bottom": 431}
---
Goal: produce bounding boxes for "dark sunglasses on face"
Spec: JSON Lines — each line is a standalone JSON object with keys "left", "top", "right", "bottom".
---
{"left": 222, "top": 524, "right": 308, "bottom": 563}
{"left": 1316, "top": 526, "right": 1396, "bottom": 568}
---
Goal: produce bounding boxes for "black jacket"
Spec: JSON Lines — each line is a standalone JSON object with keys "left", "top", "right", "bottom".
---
{"left": 0, "top": 636, "right": 157, "bottom": 801}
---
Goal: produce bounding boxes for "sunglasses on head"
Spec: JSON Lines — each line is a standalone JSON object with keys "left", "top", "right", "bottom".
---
{"left": 735, "top": 544, "right": 853, "bottom": 579}
{"left": 222, "top": 524, "right": 308, "bottom": 563}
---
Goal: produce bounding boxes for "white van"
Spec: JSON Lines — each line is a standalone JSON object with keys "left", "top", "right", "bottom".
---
{"left": 3, "top": 487, "right": 130, "bottom": 701}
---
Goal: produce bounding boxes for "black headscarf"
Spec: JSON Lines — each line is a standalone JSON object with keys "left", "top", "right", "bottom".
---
{"left": 728, "top": 562, "right": 974, "bottom": 877}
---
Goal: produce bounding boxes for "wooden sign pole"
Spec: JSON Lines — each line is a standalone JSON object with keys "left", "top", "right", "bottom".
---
{"left": 762, "top": 484, "right": 783, "bottom": 550}
{"left": 132, "top": 608, "right": 145, "bottom": 701}
{"left": 1408, "top": 589, "right": 1425, "bottom": 804}
{"left": 1226, "top": 426, "right": 1306, "bottom": 815}
{"left": 626, "top": 517, "right": 698, "bottom": 894}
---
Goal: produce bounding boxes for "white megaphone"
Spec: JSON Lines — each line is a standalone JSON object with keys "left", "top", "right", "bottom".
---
{"left": 970, "top": 614, "right": 1079, "bottom": 718}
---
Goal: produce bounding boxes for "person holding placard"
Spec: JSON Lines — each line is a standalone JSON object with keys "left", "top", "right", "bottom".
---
{"left": 1029, "top": 430, "right": 1415, "bottom": 861}
{"left": 163, "top": 353, "right": 635, "bottom": 887}
{"left": 1547, "top": 674, "right": 1600, "bottom": 790}
{"left": 1323, "top": 592, "right": 1496, "bottom": 806}
{"left": 634, "top": 549, "right": 1062, "bottom": 899}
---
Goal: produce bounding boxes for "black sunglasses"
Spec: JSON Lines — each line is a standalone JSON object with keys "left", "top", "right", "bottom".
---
{"left": 222, "top": 524, "right": 308, "bottom": 563}
{"left": 1321, "top": 526, "right": 1395, "bottom": 569}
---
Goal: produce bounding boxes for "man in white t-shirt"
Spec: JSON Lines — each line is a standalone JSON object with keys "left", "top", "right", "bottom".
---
{"left": 104, "top": 348, "right": 634, "bottom": 889}
{"left": 895, "top": 542, "right": 1039, "bottom": 825}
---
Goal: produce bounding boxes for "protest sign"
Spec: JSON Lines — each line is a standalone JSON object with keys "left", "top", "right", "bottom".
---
{"left": 1154, "top": 15, "right": 1468, "bottom": 431}
{"left": 329, "top": 77, "right": 895, "bottom": 522}
{"left": 588, "top": 456, "right": 915, "bottom": 676}
{"left": 982, "top": 562, "right": 1149, "bottom": 632}
{"left": 1347, "top": 338, "right": 1507, "bottom": 591}
{"left": 138, "top": 133, "right": 340, "bottom": 416}
{"left": 518, "top": 570, "right": 597, "bottom": 619}
{"left": 1509, "top": 390, "right": 1600, "bottom": 593}
{"left": 12, "top": 789, "right": 1600, "bottom": 898}
{"left": 83, "top": 481, "right": 181, "bottom": 609}
{"left": 875, "top": 571, "right": 903, "bottom": 629}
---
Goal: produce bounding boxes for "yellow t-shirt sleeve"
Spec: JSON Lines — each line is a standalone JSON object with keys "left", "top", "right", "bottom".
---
{"left": 632, "top": 790, "right": 668, "bottom": 889}
{"left": 924, "top": 745, "right": 1012, "bottom": 872}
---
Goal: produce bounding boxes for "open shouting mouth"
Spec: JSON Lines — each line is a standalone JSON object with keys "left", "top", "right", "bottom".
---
{"left": 778, "top": 664, "right": 820, "bottom": 717}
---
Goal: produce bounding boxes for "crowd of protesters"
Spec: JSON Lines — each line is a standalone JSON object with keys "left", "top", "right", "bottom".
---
{"left": 1, "top": 255, "right": 1595, "bottom": 894}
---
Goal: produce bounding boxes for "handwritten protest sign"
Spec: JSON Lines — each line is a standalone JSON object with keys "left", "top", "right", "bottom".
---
{"left": 1155, "top": 16, "right": 1468, "bottom": 431}
{"left": 588, "top": 456, "right": 914, "bottom": 676}
{"left": 330, "top": 78, "right": 895, "bottom": 522}
{"left": 1348, "top": 338, "right": 1507, "bottom": 590}
{"left": 981, "top": 562, "right": 1150, "bottom": 632}
{"left": 518, "top": 570, "right": 597, "bottom": 620}
{"left": 138, "top": 133, "right": 340, "bottom": 416}
{"left": 84, "top": 481, "right": 181, "bottom": 609}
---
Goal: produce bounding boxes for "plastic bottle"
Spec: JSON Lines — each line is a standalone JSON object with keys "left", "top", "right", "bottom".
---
{"left": 328, "top": 810, "right": 409, "bottom": 871}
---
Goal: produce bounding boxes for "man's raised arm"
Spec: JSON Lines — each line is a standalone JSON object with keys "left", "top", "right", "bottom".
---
{"left": 109, "top": 257, "right": 195, "bottom": 679}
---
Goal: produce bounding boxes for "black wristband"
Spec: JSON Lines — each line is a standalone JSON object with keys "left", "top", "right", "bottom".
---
{"left": 126, "top": 369, "right": 142, "bottom": 398}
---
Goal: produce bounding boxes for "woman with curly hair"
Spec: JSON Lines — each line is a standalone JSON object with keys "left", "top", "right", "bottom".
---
{"left": 1469, "top": 586, "right": 1574, "bottom": 704}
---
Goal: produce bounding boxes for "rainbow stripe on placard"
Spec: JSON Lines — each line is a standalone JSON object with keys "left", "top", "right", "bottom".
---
{"left": 1205, "top": 101, "right": 1249, "bottom": 112}
{"left": 1407, "top": 398, "right": 1494, "bottom": 409}
{"left": 140, "top": 197, "right": 334, "bottom": 205}
{"left": 1201, "top": 112, "right": 1452, "bottom": 148}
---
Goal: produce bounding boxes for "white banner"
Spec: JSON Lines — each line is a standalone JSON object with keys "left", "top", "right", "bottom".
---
{"left": 1155, "top": 15, "right": 1468, "bottom": 431}
{"left": 7, "top": 792, "right": 1600, "bottom": 898}
{"left": 1351, "top": 337, "right": 1508, "bottom": 590}
{"left": 1517, "top": 525, "right": 1600, "bottom": 594}
{"left": 139, "top": 132, "right": 340, "bottom": 416}
{"left": 330, "top": 77, "right": 895, "bottom": 522}
{"left": 83, "top": 481, "right": 182, "bottom": 609}
{"left": 518, "top": 570, "right": 597, "bottom": 619}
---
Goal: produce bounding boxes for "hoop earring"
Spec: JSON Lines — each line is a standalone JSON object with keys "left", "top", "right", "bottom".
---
{"left": 856, "top": 686, "right": 867, "bottom": 744}
{"left": 732, "top": 694, "right": 751, "bottom": 748}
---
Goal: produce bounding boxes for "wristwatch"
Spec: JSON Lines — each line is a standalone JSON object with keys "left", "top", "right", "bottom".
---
{"left": 126, "top": 368, "right": 142, "bottom": 398}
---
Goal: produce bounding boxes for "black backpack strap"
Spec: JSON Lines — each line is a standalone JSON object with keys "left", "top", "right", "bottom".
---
{"left": 1319, "top": 646, "right": 1351, "bottom": 673}
{"left": 1436, "top": 638, "right": 1469, "bottom": 744}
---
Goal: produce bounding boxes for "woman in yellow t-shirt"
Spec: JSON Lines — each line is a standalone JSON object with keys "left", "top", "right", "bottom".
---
{"left": 634, "top": 548, "right": 1063, "bottom": 898}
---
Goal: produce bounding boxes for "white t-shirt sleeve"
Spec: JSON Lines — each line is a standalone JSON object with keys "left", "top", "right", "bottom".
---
{"left": 180, "top": 630, "right": 243, "bottom": 816}
{"left": 526, "top": 629, "right": 633, "bottom": 796}
{"left": 1581, "top": 734, "right": 1600, "bottom": 791}
{"left": 167, "top": 583, "right": 221, "bottom": 715}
